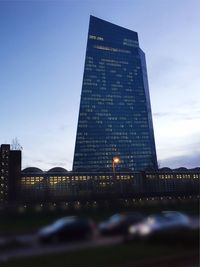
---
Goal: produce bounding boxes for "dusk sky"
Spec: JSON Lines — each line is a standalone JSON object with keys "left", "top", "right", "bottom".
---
{"left": 0, "top": 0, "right": 199, "bottom": 170}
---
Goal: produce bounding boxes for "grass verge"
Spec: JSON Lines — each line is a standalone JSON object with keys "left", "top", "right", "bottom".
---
{"left": 0, "top": 242, "right": 199, "bottom": 267}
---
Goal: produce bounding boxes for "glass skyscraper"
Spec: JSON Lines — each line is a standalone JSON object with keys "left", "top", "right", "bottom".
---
{"left": 73, "top": 16, "right": 157, "bottom": 172}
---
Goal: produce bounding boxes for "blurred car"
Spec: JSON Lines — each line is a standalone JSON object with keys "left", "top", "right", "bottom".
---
{"left": 99, "top": 212, "right": 144, "bottom": 236}
{"left": 161, "top": 211, "right": 190, "bottom": 229}
{"left": 38, "top": 216, "right": 95, "bottom": 243}
{"left": 126, "top": 211, "right": 190, "bottom": 241}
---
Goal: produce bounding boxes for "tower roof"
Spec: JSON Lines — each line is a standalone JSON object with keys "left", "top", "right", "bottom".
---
{"left": 89, "top": 15, "right": 138, "bottom": 44}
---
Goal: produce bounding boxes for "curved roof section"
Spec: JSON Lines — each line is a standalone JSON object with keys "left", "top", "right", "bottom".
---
{"left": 159, "top": 167, "right": 172, "bottom": 172}
{"left": 22, "top": 167, "right": 44, "bottom": 174}
{"left": 188, "top": 167, "right": 200, "bottom": 172}
{"left": 173, "top": 167, "right": 188, "bottom": 172}
{"left": 47, "top": 167, "right": 68, "bottom": 174}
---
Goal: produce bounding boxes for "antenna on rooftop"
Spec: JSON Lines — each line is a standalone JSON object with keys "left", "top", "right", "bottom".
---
{"left": 11, "top": 137, "right": 23, "bottom": 150}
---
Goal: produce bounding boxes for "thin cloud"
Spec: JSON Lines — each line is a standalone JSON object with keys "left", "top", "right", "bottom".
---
{"left": 153, "top": 112, "right": 171, "bottom": 117}
{"left": 153, "top": 110, "right": 200, "bottom": 120}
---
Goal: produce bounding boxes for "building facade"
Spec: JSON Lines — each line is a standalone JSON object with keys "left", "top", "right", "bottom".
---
{"left": 73, "top": 16, "right": 157, "bottom": 172}
{"left": 0, "top": 143, "right": 199, "bottom": 209}
{"left": 19, "top": 167, "right": 200, "bottom": 205}
{"left": 0, "top": 144, "right": 21, "bottom": 205}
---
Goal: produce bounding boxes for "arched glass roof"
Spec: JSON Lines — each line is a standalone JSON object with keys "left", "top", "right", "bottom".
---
{"left": 22, "top": 167, "right": 44, "bottom": 174}
{"left": 188, "top": 167, "right": 200, "bottom": 172}
{"left": 47, "top": 167, "right": 68, "bottom": 174}
{"left": 173, "top": 167, "right": 188, "bottom": 172}
{"left": 159, "top": 167, "right": 172, "bottom": 172}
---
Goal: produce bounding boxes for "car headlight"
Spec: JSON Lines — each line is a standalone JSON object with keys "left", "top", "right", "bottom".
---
{"left": 129, "top": 226, "right": 137, "bottom": 234}
{"left": 139, "top": 225, "right": 151, "bottom": 235}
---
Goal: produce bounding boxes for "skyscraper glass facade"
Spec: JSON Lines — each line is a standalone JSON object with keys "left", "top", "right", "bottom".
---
{"left": 73, "top": 16, "right": 157, "bottom": 172}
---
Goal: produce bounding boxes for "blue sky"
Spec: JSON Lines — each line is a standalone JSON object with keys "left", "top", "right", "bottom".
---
{"left": 0, "top": 0, "right": 199, "bottom": 170}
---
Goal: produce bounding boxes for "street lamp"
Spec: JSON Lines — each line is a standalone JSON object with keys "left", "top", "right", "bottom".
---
{"left": 112, "top": 156, "right": 121, "bottom": 177}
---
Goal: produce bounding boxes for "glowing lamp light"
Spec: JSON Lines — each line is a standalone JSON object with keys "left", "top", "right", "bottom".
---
{"left": 112, "top": 156, "right": 121, "bottom": 177}
{"left": 113, "top": 156, "right": 121, "bottom": 164}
